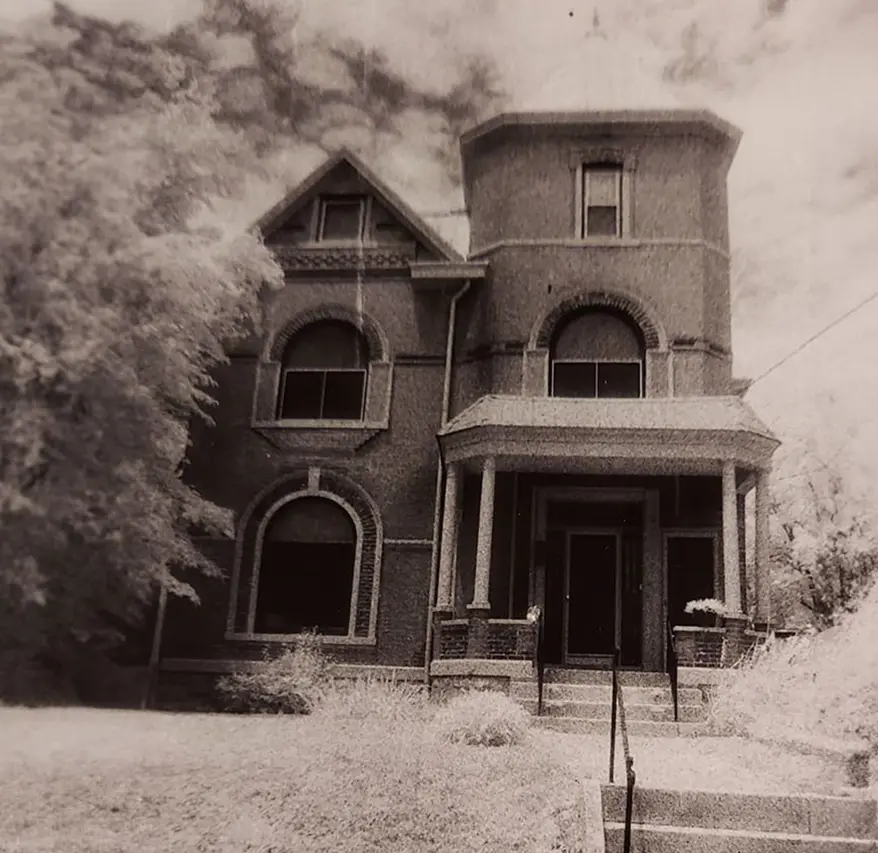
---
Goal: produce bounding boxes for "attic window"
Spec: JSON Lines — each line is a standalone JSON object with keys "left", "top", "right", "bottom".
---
{"left": 318, "top": 196, "right": 367, "bottom": 242}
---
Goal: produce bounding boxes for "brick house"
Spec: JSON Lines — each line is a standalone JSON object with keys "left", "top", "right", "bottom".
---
{"left": 159, "top": 107, "right": 779, "bottom": 699}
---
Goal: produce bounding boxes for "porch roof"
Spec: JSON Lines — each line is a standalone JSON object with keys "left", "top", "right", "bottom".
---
{"left": 438, "top": 395, "right": 779, "bottom": 471}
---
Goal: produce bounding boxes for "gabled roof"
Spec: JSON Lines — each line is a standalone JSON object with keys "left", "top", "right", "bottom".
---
{"left": 251, "top": 148, "right": 464, "bottom": 263}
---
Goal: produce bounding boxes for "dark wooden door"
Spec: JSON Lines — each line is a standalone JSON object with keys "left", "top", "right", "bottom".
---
{"left": 565, "top": 533, "right": 618, "bottom": 661}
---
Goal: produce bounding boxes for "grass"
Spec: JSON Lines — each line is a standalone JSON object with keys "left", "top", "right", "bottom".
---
{"left": 0, "top": 684, "right": 861, "bottom": 852}
{"left": 0, "top": 698, "right": 578, "bottom": 853}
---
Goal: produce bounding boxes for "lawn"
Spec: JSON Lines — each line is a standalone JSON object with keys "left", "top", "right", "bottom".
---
{"left": 0, "top": 695, "right": 854, "bottom": 852}
{"left": 0, "top": 702, "right": 578, "bottom": 853}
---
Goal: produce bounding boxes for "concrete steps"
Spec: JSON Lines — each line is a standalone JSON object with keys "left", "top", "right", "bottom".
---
{"left": 602, "top": 784, "right": 878, "bottom": 852}
{"left": 513, "top": 666, "right": 707, "bottom": 736}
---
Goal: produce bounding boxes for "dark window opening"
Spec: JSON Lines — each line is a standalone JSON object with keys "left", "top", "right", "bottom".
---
{"left": 254, "top": 497, "right": 356, "bottom": 636}
{"left": 318, "top": 196, "right": 366, "bottom": 241}
{"left": 279, "top": 370, "right": 366, "bottom": 420}
{"left": 551, "top": 361, "right": 642, "bottom": 398}
{"left": 667, "top": 535, "right": 717, "bottom": 629}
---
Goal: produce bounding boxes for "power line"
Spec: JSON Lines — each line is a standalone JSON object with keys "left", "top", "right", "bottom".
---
{"left": 749, "top": 289, "right": 878, "bottom": 387}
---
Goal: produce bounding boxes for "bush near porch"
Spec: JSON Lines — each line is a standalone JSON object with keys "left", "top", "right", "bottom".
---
{"left": 708, "top": 578, "right": 878, "bottom": 751}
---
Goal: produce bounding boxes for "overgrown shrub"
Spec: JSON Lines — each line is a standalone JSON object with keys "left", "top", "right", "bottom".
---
{"left": 433, "top": 689, "right": 531, "bottom": 746}
{"left": 708, "top": 583, "right": 878, "bottom": 748}
{"left": 215, "top": 632, "right": 331, "bottom": 715}
{"left": 315, "top": 677, "right": 428, "bottom": 722}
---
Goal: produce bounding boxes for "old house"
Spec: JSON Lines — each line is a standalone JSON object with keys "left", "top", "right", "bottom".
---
{"left": 159, "top": 107, "right": 779, "bottom": 702}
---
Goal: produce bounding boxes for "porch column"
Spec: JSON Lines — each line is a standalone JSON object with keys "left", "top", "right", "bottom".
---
{"left": 435, "top": 462, "right": 460, "bottom": 611}
{"left": 470, "top": 456, "right": 496, "bottom": 611}
{"left": 754, "top": 469, "right": 771, "bottom": 626}
{"left": 722, "top": 461, "right": 742, "bottom": 614}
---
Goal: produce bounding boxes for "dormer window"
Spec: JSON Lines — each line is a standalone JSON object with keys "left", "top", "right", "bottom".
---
{"left": 318, "top": 196, "right": 367, "bottom": 242}
{"left": 582, "top": 165, "right": 622, "bottom": 238}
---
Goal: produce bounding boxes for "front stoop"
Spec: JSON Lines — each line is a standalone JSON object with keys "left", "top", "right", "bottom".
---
{"left": 512, "top": 667, "right": 708, "bottom": 736}
{"left": 601, "top": 784, "right": 878, "bottom": 852}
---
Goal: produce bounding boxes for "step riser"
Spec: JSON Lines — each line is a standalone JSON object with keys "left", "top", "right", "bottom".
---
{"left": 602, "top": 786, "right": 878, "bottom": 840}
{"left": 604, "top": 826, "right": 877, "bottom": 853}
{"left": 517, "top": 698, "right": 705, "bottom": 722}
{"left": 535, "top": 717, "right": 704, "bottom": 737}
{"left": 512, "top": 682, "right": 703, "bottom": 705}
{"left": 542, "top": 669, "right": 673, "bottom": 686}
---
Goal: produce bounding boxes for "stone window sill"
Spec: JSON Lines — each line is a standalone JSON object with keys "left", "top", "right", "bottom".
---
{"left": 252, "top": 420, "right": 387, "bottom": 453}
{"left": 225, "top": 631, "right": 376, "bottom": 646}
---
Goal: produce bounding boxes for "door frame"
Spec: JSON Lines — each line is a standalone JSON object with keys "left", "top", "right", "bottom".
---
{"left": 563, "top": 528, "right": 622, "bottom": 667}
{"left": 531, "top": 486, "right": 660, "bottom": 670}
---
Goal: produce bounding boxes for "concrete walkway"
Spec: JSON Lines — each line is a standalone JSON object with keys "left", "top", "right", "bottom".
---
{"left": 538, "top": 731, "right": 869, "bottom": 798}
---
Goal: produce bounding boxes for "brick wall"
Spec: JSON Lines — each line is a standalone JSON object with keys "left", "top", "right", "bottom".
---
{"left": 673, "top": 624, "right": 769, "bottom": 669}
{"left": 435, "top": 619, "right": 535, "bottom": 661}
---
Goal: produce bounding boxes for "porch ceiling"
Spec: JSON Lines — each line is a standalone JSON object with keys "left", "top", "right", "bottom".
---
{"left": 438, "top": 395, "right": 779, "bottom": 471}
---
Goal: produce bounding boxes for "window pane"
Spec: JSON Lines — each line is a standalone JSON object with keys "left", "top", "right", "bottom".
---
{"left": 597, "top": 362, "right": 641, "bottom": 398}
{"left": 320, "top": 200, "right": 363, "bottom": 240}
{"left": 552, "top": 362, "right": 597, "bottom": 398}
{"left": 322, "top": 370, "right": 366, "bottom": 419}
{"left": 255, "top": 541, "right": 355, "bottom": 635}
{"left": 586, "top": 169, "right": 619, "bottom": 206}
{"left": 280, "top": 371, "right": 323, "bottom": 419}
{"left": 586, "top": 205, "right": 619, "bottom": 236}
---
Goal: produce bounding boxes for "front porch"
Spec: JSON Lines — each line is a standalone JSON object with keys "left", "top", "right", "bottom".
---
{"left": 429, "top": 395, "right": 780, "bottom": 686}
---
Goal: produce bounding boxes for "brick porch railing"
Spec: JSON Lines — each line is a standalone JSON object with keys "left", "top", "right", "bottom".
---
{"left": 434, "top": 616, "right": 536, "bottom": 661}
{"left": 673, "top": 618, "right": 772, "bottom": 668}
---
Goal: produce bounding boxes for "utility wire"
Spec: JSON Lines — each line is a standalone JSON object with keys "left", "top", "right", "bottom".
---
{"left": 749, "top": 289, "right": 878, "bottom": 387}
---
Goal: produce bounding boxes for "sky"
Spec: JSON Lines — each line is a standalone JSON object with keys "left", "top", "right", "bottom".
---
{"left": 4, "top": 0, "right": 878, "bottom": 512}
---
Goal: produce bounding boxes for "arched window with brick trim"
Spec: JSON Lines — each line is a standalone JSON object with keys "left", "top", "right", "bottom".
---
{"left": 277, "top": 319, "right": 369, "bottom": 420}
{"left": 229, "top": 468, "right": 383, "bottom": 642}
{"left": 254, "top": 496, "right": 357, "bottom": 635}
{"left": 550, "top": 308, "right": 645, "bottom": 398}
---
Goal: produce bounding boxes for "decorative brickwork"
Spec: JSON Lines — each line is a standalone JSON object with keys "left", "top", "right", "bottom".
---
{"left": 268, "top": 303, "right": 390, "bottom": 362}
{"left": 532, "top": 290, "right": 665, "bottom": 351}
{"left": 271, "top": 245, "right": 417, "bottom": 272}
{"left": 230, "top": 468, "right": 383, "bottom": 640}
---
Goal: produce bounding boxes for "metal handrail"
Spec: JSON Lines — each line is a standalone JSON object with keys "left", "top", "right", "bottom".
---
{"left": 667, "top": 619, "right": 679, "bottom": 723}
{"left": 528, "top": 606, "right": 544, "bottom": 716}
{"left": 609, "top": 647, "right": 636, "bottom": 853}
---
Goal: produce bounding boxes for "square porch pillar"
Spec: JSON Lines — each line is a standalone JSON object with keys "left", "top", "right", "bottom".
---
{"left": 722, "top": 461, "right": 742, "bottom": 615}
{"left": 469, "top": 456, "right": 496, "bottom": 612}
{"left": 435, "top": 462, "right": 461, "bottom": 612}
{"left": 754, "top": 469, "right": 772, "bottom": 626}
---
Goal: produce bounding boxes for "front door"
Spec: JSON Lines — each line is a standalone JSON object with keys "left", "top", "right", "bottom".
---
{"left": 564, "top": 532, "right": 620, "bottom": 666}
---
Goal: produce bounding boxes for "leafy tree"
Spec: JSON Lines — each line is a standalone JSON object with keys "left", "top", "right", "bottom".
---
{"left": 768, "top": 454, "right": 878, "bottom": 630}
{"left": 0, "top": 0, "right": 502, "bottom": 701}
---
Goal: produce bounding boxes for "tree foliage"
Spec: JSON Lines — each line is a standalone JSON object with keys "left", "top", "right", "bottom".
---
{"left": 0, "top": 0, "right": 501, "bottom": 700}
{"left": 769, "top": 459, "right": 878, "bottom": 630}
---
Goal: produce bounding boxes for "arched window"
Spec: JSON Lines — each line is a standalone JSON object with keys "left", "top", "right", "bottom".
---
{"left": 254, "top": 497, "right": 357, "bottom": 635}
{"left": 550, "top": 309, "right": 645, "bottom": 398}
{"left": 277, "top": 320, "right": 369, "bottom": 420}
